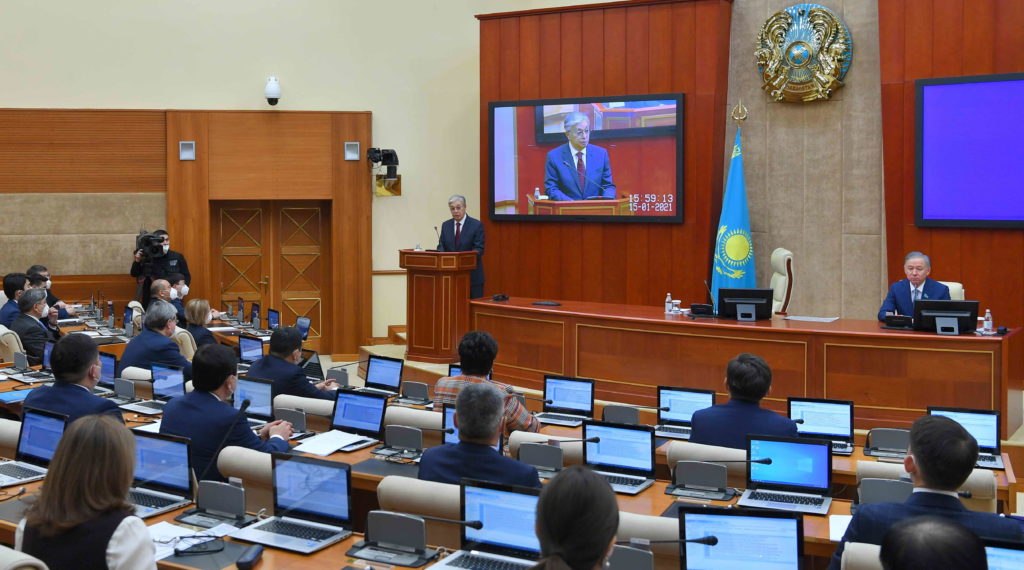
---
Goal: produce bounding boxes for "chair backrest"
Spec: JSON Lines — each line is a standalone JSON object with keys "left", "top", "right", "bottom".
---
{"left": 939, "top": 281, "right": 965, "bottom": 301}
{"left": 858, "top": 478, "right": 913, "bottom": 505}
{"left": 383, "top": 405, "right": 443, "bottom": 448}
{"left": 377, "top": 475, "right": 461, "bottom": 549}
{"left": 171, "top": 327, "right": 197, "bottom": 360}
{"left": 217, "top": 446, "right": 273, "bottom": 514}
{"left": 617, "top": 511, "right": 680, "bottom": 567}
{"left": 272, "top": 394, "right": 334, "bottom": 433}
{"left": 665, "top": 440, "right": 747, "bottom": 488}
{"left": 770, "top": 247, "right": 795, "bottom": 315}
{"left": 854, "top": 460, "right": 996, "bottom": 513}
{"left": 128, "top": 301, "right": 145, "bottom": 336}
{"left": 602, "top": 405, "right": 639, "bottom": 425}
{"left": 0, "top": 418, "right": 21, "bottom": 460}
{"left": 841, "top": 542, "right": 882, "bottom": 570}
{"left": 507, "top": 431, "right": 583, "bottom": 465}
{"left": 0, "top": 544, "right": 49, "bottom": 570}
{"left": 0, "top": 325, "right": 25, "bottom": 364}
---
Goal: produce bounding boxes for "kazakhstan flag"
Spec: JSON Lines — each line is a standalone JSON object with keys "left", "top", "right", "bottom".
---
{"left": 711, "top": 128, "right": 755, "bottom": 310}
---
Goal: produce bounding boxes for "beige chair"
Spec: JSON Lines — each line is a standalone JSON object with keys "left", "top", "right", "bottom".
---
{"left": 841, "top": 542, "right": 882, "bottom": 570}
{"left": 217, "top": 446, "right": 273, "bottom": 514}
{"left": 507, "top": 431, "right": 584, "bottom": 466}
{"left": 272, "top": 394, "right": 333, "bottom": 433}
{"left": 0, "top": 545, "right": 48, "bottom": 570}
{"left": 665, "top": 440, "right": 747, "bottom": 488}
{"left": 171, "top": 327, "right": 197, "bottom": 360}
{"left": 770, "top": 247, "right": 795, "bottom": 315}
{"left": 939, "top": 281, "right": 965, "bottom": 301}
{"left": 383, "top": 405, "right": 443, "bottom": 448}
{"left": 127, "top": 300, "right": 145, "bottom": 336}
{"left": 119, "top": 366, "right": 154, "bottom": 399}
{"left": 854, "top": 460, "right": 996, "bottom": 513}
{"left": 617, "top": 511, "right": 679, "bottom": 570}
{"left": 377, "top": 475, "right": 461, "bottom": 549}
{"left": 0, "top": 325, "right": 25, "bottom": 364}
{"left": 0, "top": 419, "right": 20, "bottom": 460}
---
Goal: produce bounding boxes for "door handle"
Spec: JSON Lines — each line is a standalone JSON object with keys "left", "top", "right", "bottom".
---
{"left": 258, "top": 275, "right": 270, "bottom": 286}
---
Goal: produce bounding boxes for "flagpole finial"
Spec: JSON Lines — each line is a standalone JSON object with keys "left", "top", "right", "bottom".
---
{"left": 730, "top": 100, "right": 748, "bottom": 124}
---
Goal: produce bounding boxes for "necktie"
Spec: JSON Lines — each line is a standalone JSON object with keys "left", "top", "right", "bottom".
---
{"left": 913, "top": 288, "right": 921, "bottom": 302}
{"left": 454, "top": 221, "right": 461, "bottom": 246}
{"left": 576, "top": 151, "right": 586, "bottom": 193}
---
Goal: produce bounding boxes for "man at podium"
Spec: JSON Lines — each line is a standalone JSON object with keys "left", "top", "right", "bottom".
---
{"left": 544, "top": 112, "right": 616, "bottom": 201}
{"left": 437, "top": 194, "right": 485, "bottom": 298}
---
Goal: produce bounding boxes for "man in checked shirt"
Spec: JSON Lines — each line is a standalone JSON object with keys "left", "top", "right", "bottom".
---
{"left": 433, "top": 331, "right": 540, "bottom": 437}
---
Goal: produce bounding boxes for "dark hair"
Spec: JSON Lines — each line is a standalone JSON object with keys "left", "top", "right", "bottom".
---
{"left": 726, "top": 353, "right": 773, "bottom": 402}
{"left": 25, "top": 264, "right": 48, "bottom": 276}
{"left": 269, "top": 327, "right": 303, "bottom": 358}
{"left": 51, "top": 334, "right": 99, "bottom": 384}
{"left": 3, "top": 273, "right": 28, "bottom": 300}
{"left": 27, "top": 274, "right": 47, "bottom": 288}
{"left": 457, "top": 331, "right": 498, "bottom": 376}
{"left": 154, "top": 229, "right": 169, "bottom": 237}
{"left": 880, "top": 516, "right": 987, "bottom": 570}
{"left": 18, "top": 288, "right": 47, "bottom": 313}
{"left": 167, "top": 273, "right": 185, "bottom": 286}
{"left": 909, "top": 415, "right": 978, "bottom": 490}
{"left": 535, "top": 466, "right": 618, "bottom": 570}
{"left": 191, "top": 344, "right": 237, "bottom": 392}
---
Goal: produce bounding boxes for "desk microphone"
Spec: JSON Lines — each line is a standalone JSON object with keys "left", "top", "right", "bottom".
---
{"left": 393, "top": 425, "right": 455, "bottom": 435}
{"left": 793, "top": 418, "right": 805, "bottom": 424}
{"left": 957, "top": 490, "right": 972, "bottom": 499}
{"left": 614, "top": 404, "right": 671, "bottom": 412}
{"left": 417, "top": 515, "right": 483, "bottom": 530}
{"left": 703, "top": 280, "right": 715, "bottom": 305}
{"left": 517, "top": 394, "right": 554, "bottom": 404}
{"left": 547, "top": 437, "right": 600, "bottom": 446}
{"left": 701, "top": 457, "right": 772, "bottom": 465}
{"left": 561, "top": 160, "right": 612, "bottom": 198}
{"left": 330, "top": 359, "right": 369, "bottom": 369}
{"left": 199, "top": 399, "right": 250, "bottom": 482}
{"left": 618, "top": 536, "right": 719, "bottom": 547}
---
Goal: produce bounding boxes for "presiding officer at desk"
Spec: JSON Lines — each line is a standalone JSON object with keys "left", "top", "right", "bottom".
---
{"left": 437, "top": 194, "right": 485, "bottom": 299}
{"left": 246, "top": 326, "right": 338, "bottom": 400}
{"left": 162, "top": 344, "right": 292, "bottom": 481}
{"left": 877, "top": 251, "right": 950, "bottom": 321}
{"left": 544, "top": 112, "right": 616, "bottom": 201}
{"left": 117, "top": 300, "right": 192, "bottom": 380}
{"left": 24, "top": 334, "right": 122, "bottom": 425}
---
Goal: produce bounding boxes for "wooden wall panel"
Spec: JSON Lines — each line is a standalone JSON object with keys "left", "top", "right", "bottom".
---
{"left": 477, "top": 0, "right": 733, "bottom": 308}
{"left": 166, "top": 112, "right": 212, "bottom": 303}
{"left": 0, "top": 110, "right": 165, "bottom": 193}
{"left": 879, "top": 1, "right": 1024, "bottom": 328}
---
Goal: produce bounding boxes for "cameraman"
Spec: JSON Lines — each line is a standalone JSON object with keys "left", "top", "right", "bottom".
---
{"left": 130, "top": 230, "right": 190, "bottom": 305}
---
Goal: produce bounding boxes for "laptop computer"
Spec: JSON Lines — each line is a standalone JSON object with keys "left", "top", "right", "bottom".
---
{"left": 234, "top": 376, "right": 274, "bottom": 429}
{"left": 985, "top": 538, "right": 1024, "bottom": 570}
{"left": 267, "top": 308, "right": 280, "bottom": 330}
{"left": 442, "top": 404, "right": 502, "bottom": 452}
{"left": 446, "top": 364, "right": 491, "bottom": 380}
{"left": 231, "top": 454, "right": 353, "bottom": 554}
{"left": 928, "top": 406, "right": 1004, "bottom": 469}
{"left": 430, "top": 479, "right": 541, "bottom": 570}
{"left": 296, "top": 390, "right": 388, "bottom": 454}
{"left": 0, "top": 408, "right": 69, "bottom": 487}
{"left": 535, "top": 376, "right": 595, "bottom": 427}
{"left": 788, "top": 397, "right": 855, "bottom": 456}
{"left": 299, "top": 348, "right": 324, "bottom": 382}
{"left": 129, "top": 431, "right": 194, "bottom": 518}
{"left": 678, "top": 505, "right": 804, "bottom": 569}
{"left": 654, "top": 386, "right": 715, "bottom": 440}
{"left": 120, "top": 364, "right": 185, "bottom": 415}
{"left": 737, "top": 435, "right": 833, "bottom": 515}
{"left": 295, "top": 316, "right": 311, "bottom": 341}
{"left": 97, "top": 351, "right": 118, "bottom": 389}
{"left": 236, "top": 334, "right": 264, "bottom": 373}
{"left": 358, "top": 355, "right": 403, "bottom": 396}
{"left": 582, "top": 420, "right": 656, "bottom": 495}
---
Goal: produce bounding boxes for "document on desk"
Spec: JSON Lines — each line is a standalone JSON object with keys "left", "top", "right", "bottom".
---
{"left": 294, "top": 430, "right": 365, "bottom": 456}
{"left": 829, "top": 514, "right": 852, "bottom": 541}
{"left": 785, "top": 315, "right": 840, "bottom": 323}
{"left": 207, "top": 326, "right": 239, "bottom": 332}
{"left": 132, "top": 420, "right": 162, "bottom": 433}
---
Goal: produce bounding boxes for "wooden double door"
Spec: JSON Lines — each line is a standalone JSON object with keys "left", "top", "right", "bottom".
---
{"left": 212, "top": 200, "right": 331, "bottom": 352}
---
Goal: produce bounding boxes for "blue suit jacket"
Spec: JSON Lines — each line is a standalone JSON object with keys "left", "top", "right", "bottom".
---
{"left": 437, "top": 215, "right": 485, "bottom": 288}
{"left": 9, "top": 313, "right": 58, "bottom": 366}
{"left": 544, "top": 143, "right": 616, "bottom": 201}
{"left": 186, "top": 324, "right": 217, "bottom": 348}
{"left": 418, "top": 442, "right": 541, "bottom": 488}
{"left": 247, "top": 354, "right": 334, "bottom": 401}
{"left": 161, "top": 390, "right": 289, "bottom": 481}
{"left": 171, "top": 298, "right": 186, "bottom": 325}
{"left": 877, "top": 278, "right": 951, "bottom": 321}
{"left": 689, "top": 399, "right": 799, "bottom": 450}
{"left": 117, "top": 329, "right": 192, "bottom": 380}
{"left": 0, "top": 300, "right": 19, "bottom": 328}
{"left": 829, "top": 491, "right": 1024, "bottom": 569}
{"left": 24, "top": 382, "right": 122, "bottom": 425}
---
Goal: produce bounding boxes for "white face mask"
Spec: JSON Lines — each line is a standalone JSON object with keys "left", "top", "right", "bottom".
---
{"left": 169, "top": 288, "right": 178, "bottom": 300}
{"left": 162, "top": 244, "right": 170, "bottom": 254}
{"left": 180, "top": 284, "right": 189, "bottom": 297}
{"left": 38, "top": 303, "right": 49, "bottom": 318}
{"left": 44, "top": 279, "right": 51, "bottom": 290}
{"left": 205, "top": 312, "right": 213, "bottom": 325}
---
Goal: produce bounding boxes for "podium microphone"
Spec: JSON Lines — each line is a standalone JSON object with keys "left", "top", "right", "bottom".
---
{"left": 434, "top": 226, "right": 441, "bottom": 243}
{"left": 561, "top": 160, "right": 611, "bottom": 197}
{"left": 703, "top": 280, "right": 715, "bottom": 305}
{"left": 417, "top": 515, "right": 483, "bottom": 530}
{"left": 200, "top": 399, "right": 251, "bottom": 482}
{"left": 619, "top": 536, "right": 719, "bottom": 547}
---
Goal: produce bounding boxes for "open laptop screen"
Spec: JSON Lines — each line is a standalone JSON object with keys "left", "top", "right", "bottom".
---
{"left": 235, "top": 377, "right": 273, "bottom": 420}
{"left": 238, "top": 336, "right": 263, "bottom": 363}
{"left": 98, "top": 352, "right": 117, "bottom": 387}
{"left": 366, "top": 356, "right": 403, "bottom": 391}
{"left": 123, "top": 306, "right": 133, "bottom": 329}
{"left": 443, "top": 405, "right": 501, "bottom": 451}
{"left": 237, "top": 298, "right": 244, "bottom": 318}
{"left": 42, "top": 341, "right": 54, "bottom": 370}
{"left": 658, "top": 387, "right": 714, "bottom": 425}
{"left": 447, "top": 364, "right": 491, "bottom": 380}
{"left": 273, "top": 455, "right": 351, "bottom": 526}
{"left": 295, "top": 317, "right": 311, "bottom": 340}
{"left": 152, "top": 365, "right": 185, "bottom": 400}
{"left": 543, "top": 376, "right": 594, "bottom": 414}
{"left": 332, "top": 391, "right": 387, "bottom": 437}
{"left": 134, "top": 432, "right": 191, "bottom": 494}
{"left": 788, "top": 398, "right": 853, "bottom": 440}
{"left": 462, "top": 481, "right": 541, "bottom": 555}
{"left": 583, "top": 421, "right": 654, "bottom": 475}
{"left": 748, "top": 436, "right": 830, "bottom": 493}
{"left": 985, "top": 539, "right": 1024, "bottom": 570}
{"left": 17, "top": 409, "right": 67, "bottom": 466}
{"left": 679, "top": 507, "right": 803, "bottom": 569}
{"left": 267, "top": 309, "right": 280, "bottom": 329}
{"left": 928, "top": 407, "right": 999, "bottom": 451}
{"left": 250, "top": 302, "right": 260, "bottom": 325}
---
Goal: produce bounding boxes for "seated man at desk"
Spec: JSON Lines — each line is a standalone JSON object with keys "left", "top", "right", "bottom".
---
{"left": 0, "top": 273, "right": 29, "bottom": 328}
{"left": 829, "top": 415, "right": 1022, "bottom": 569}
{"left": 24, "top": 334, "right": 123, "bottom": 424}
{"left": 117, "top": 300, "right": 192, "bottom": 380}
{"left": 419, "top": 383, "right": 541, "bottom": 488}
{"left": 26, "top": 264, "right": 74, "bottom": 319}
{"left": 10, "top": 288, "right": 59, "bottom": 366}
{"left": 877, "top": 251, "right": 950, "bottom": 321}
{"left": 161, "top": 344, "right": 292, "bottom": 481}
{"left": 689, "top": 353, "right": 797, "bottom": 449}
{"left": 434, "top": 331, "right": 539, "bottom": 436}
{"left": 246, "top": 326, "right": 338, "bottom": 400}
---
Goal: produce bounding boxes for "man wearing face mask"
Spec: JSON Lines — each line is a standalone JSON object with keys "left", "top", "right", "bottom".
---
{"left": 167, "top": 273, "right": 189, "bottom": 325}
{"left": 246, "top": 327, "right": 339, "bottom": 401}
{"left": 26, "top": 265, "right": 74, "bottom": 319}
{"left": 148, "top": 279, "right": 187, "bottom": 328}
{"left": 10, "top": 288, "right": 59, "bottom": 366}
{"left": 130, "top": 230, "right": 191, "bottom": 306}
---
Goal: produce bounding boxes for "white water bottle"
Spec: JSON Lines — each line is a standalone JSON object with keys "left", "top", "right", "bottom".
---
{"left": 534, "top": 187, "right": 541, "bottom": 199}
{"left": 983, "top": 309, "right": 993, "bottom": 333}
{"left": 665, "top": 293, "right": 673, "bottom": 314}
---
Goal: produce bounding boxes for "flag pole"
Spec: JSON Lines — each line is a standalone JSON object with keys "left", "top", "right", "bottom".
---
{"left": 730, "top": 100, "right": 748, "bottom": 125}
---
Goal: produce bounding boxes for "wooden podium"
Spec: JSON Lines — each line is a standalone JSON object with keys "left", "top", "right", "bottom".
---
{"left": 399, "top": 249, "right": 477, "bottom": 363}
{"left": 527, "top": 195, "right": 633, "bottom": 215}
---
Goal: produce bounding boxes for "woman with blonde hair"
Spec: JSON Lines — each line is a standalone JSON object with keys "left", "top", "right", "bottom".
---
{"left": 16, "top": 414, "right": 156, "bottom": 569}
{"left": 185, "top": 298, "right": 217, "bottom": 348}
{"left": 531, "top": 466, "right": 619, "bottom": 570}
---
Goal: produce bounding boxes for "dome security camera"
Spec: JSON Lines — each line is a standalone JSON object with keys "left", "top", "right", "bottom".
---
{"left": 265, "top": 76, "right": 281, "bottom": 106}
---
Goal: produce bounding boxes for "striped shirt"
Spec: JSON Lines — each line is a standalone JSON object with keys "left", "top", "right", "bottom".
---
{"left": 433, "top": 375, "right": 540, "bottom": 436}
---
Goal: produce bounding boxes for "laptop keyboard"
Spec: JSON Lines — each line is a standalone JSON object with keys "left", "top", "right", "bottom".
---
{"left": 538, "top": 413, "right": 585, "bottom": 422}
{"left": 657, "top": 425, "right": 691, "bottom": 435}
{"left": 129, "top": 490, "right": 180, "bottom": 509}
{"left": 260, "top": 519, "right": 337, "bottom": 541}
{"left": 136, "top": 401, "right": 165, "bottom": 410}
{"left": 600, "top": 474, "right": 645, "bottom": 487}
{"left": 749, "top": 490, "right": 824, "bottom": 506}
{"left": 979, "top": 453, "right": 997, "bottom": 462}
{"left": 0, "top": 463, "right": 42, "bottom": 479}
{"left": 450, "top": 554, "right": 531, "bottom": 570}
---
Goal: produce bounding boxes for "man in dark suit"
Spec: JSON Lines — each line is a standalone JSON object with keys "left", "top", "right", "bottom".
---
{"left": 131, "top": 229, "right": 191, "bottom": 306}
{"left": 877, "top": 251, "right": 951, "bottom": 321}
{"left": 161, "top": 343, "right": 292, "bottom": 481}
{"left": 0, "top": 273, "right": 29, "bottom": 328}
{"left": 26, "top": 265, "right": 73, "bottom": 319}
{"left": 24, "top": 333, "right": 122, "bottom": 424}
{"left": 544, "top": 112, "right": 616, "bottom": 201}
{"left": 246, "top": 327, "right": 338, "bottom": 401}
{"left": 10, "top": 289, "right": 59, "bottom": 366}
{"left": 437, "top": 195, "right": 485, "bottom": 298}
{"left": 418, "top": 382, "right": 541, "bottom": 488}
{"left": 829, "top": 415, "right": 1023, "bottom": 569}
{"left": 118, "top": 299, "right": 192, "bottom": 379}
{"left": 689, "top": 353, "right": 798, "bottom": 449}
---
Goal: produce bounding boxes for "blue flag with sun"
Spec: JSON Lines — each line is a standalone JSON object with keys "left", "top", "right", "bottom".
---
{"left": 711, "top": 128, "right": 755, "bottom": 310}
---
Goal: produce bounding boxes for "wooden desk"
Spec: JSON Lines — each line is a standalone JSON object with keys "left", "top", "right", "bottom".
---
{"left": 472, "top": 297, "right": 1024, "bottom": 435}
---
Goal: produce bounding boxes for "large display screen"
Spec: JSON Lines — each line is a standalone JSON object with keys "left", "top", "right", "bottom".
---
{"left": 489, "top": 94, "right": 684, "bottom": 223}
